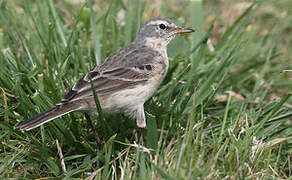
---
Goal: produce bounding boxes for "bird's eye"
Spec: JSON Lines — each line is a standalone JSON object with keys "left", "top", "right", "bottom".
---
{"left": 159, "top": 24, "right": 166, "bottom": 29}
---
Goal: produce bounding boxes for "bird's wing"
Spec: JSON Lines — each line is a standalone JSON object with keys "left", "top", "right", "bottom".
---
{"left": 60, "top": 45, "right": 161, "bottom": 103}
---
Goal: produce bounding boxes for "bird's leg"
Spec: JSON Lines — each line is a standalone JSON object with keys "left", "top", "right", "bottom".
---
{"left": 136, "top": 105, "right": 147, "bottom": 128}
{"left": 84, "top": 113, "right": 102, "bottom": 150}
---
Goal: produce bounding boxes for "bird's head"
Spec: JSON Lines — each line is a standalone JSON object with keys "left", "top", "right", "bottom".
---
{"left": 135, "top": 18, "right": 195, "bottom": 48}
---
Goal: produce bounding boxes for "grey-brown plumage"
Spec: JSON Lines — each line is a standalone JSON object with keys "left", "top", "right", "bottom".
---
{"left": 15, "top": 17, "right": 194, "bottom": 131}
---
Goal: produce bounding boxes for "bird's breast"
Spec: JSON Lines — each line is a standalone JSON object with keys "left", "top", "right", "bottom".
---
{"left": 101, "top": 57, "right": 169, "bottom": 112}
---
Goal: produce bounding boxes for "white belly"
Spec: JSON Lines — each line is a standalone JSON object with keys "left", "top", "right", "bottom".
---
{"left": 103, "top": 78, "right": 158, "bottom": 112}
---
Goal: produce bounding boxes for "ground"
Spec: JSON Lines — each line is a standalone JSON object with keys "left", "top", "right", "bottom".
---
{"left": 0, "top": 0, "right": 291, "bottom": 179}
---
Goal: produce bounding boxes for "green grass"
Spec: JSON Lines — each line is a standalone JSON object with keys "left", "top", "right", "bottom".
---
{"left": 0, "top": 0, "right": 292, "bottom": 179}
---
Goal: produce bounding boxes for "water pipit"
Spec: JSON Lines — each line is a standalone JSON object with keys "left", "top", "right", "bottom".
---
{"left": 15, "top": 17, "right": 194, "bottom": 132}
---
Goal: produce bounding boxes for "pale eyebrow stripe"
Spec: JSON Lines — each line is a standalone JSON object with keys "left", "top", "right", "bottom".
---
{"left": 147, "top": 20, "right": 169, "bottom": 26}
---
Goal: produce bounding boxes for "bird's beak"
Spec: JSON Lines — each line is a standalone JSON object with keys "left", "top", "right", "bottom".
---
{"left": 173, "top": 27, "right": 195, "bottom": 35}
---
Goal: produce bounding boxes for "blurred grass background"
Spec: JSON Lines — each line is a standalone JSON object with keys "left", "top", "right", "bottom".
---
{"left": 0, "top": 0, "right": 291, "bottom": 179}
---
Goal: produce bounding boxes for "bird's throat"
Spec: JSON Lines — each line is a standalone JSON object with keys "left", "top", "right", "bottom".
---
{"left": 144, "top": 37, "right": 168, "bottom": 57}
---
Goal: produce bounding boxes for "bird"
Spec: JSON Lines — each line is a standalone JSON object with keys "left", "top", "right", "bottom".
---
{"left": 15, "top": 17, "right": 194, "bottom": 131}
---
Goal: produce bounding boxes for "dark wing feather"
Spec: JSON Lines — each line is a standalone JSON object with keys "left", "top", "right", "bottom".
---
{"left": 61, "top": 45, "right": 161, "bottom": 103}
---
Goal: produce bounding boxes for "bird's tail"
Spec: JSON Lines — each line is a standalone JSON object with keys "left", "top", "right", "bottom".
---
{"left": 15, "top": 103, "right": 81, "bottom": 131}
